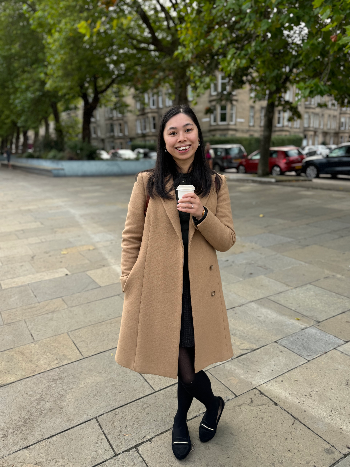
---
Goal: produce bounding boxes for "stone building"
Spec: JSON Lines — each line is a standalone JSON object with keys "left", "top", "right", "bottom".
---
{"left": 91, "top": 72, "right": 350, "bottom": 151}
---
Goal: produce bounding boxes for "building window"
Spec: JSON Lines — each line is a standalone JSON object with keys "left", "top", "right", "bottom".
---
{"left": 211, "top": 79, "right": 217, "bottom": 95}
{"left": 304, "top": 113, "right": 309, "bottom": 128}
{"left": 340, "top": 135, "right": 344, "bottom": 143}
{"left": 249, "top": 106, "right": 255, "bottom": 126}
{"left": 284, "top": 90, "right": 291, "bottom": 101}
{"left": 284, "top": 111, "right": 289, "bottom": 127}
{"left": 151, "top": 116, "right": 156, "bottom": 132}
{"left": 150, "top": 93, "right": 156, "bottom": 109}
{"left": 118, "top": 123, "right": 123, "bottom": 136}
{"left": 231, "top": 105, "right": 236, "bottom": 124}
{"left": 136, "top": 100, "right": 141, "bottom": 110}
{"left": 92, "top": 126, "right": 96, "bottom": 137}
{"left": 109, "top": 123, "right": 114, "bottom": 135}
{"left": 158, "top": 94, "right": 163, "bottom": 108}
{"left": 315, "top": 135, "right": 319, "bottom": 145}
{"left": 310, "top": 113, "right": 314, "bottom": 128}
{"left": 327, "top": 116, "right": 331, "bottom": 129}
{"left": 144, "top": 93, "right": 149, "bottom": 105}
{"left": 276, "top": 110, "right": 283, "bottom": 127}
{"left": 332, "top": 116, "right": 337, "bottom": 129}
{"left": 340, "top": 117, "right": 346, "bottom": 130}
{"left": 308, "top": 135, "right": 313, "bottom": 145}
{"left": 260, "top": 107, "right": 265, "bottom": 127}
{"left": 114, "top": 123, "right": 117, "bottom": 136}
{"left": 218, "top": 74, "right": 228, "bottom": 93}
{"left": 314, "top": 114, "right": 319, "bottom": 129}
{"left": 124, "top": 122, "right": 128, "bottom": 135}
{"left": 97, "top": 127, "right": 101, "bottom": 137}
{"left": 293, "top": 119, "right": 300, "bottom": 128}
{"left": 219, "top": 105, "right": 227, "bottom": 123}
{"left": 136, "top": 119, "right": 141, "bottom": 134}
{"left": 320, "top": 116, "right": 324, "bottom": 129}
{"left": 166, "top": 93, "right": 172, "bottom": 107}
{"left": 211, "top": 106, "right": 217, "bottom": 125}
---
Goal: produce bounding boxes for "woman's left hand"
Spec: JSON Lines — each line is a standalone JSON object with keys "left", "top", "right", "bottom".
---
{"left": 177, "top": 193, "right": 204, "bottom": 219}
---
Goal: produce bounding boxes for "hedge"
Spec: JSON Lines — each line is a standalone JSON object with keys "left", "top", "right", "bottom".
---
{"left": 131, "top": 141, "right": 157, "bottom": 151}
{"left": 206, "top": 135, "right": 303, "bottom": 156}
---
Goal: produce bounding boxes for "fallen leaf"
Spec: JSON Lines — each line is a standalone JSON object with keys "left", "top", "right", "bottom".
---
{"left": 259, "top": 214, "right": 264, "bottom": 217}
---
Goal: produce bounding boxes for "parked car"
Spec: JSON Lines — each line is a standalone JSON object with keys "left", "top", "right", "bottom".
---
{"left": 97, "top": 150, "right": 111, "bottom": 160}
{"left": 210, "top": 144, "right": 247, "bottom": 171}
{"left": 315, "top": 145, "right": 329, "bottom": 156}
{"left": 134, "top": 148, "right": 150, "bottom": 158}
{"left": 237, "top": 146, "right": 305, "bottom": 176}
{"left": 302, "top": 143, "right": 350, "bottom": 178}
{"left": 302, "top": 145, "right": 317, "bottom": 157}
{"left": 326, "top": 144, "right": 337, "bottom": 152}
{"left": 110, "top": 149, "right": 137, "bottom": 160}
{"left": 148, "top": 151, "right": 157, "bottom": 159}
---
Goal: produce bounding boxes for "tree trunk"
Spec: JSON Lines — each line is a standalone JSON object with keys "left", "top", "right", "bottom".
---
{"left": 15, "top": 125, "right": 20, "bottom": 154}
{"left": 81, "top": 92, "right": 99, "bottom": 143}
{"left": 33, "top": 129, "right": 40, "bottom": 153}
{"left": 22, "top": 130, "right": 28, "bottom": 154}
{"left": 173, "top": 74, "right": 189, "bottom": 106}
{"left": 44, "top": 117, "right": 50, "bottom": 137}
{"left": 51, "top": 102, "right": 64, "bottom": 150}
{"left": 258, "top": 92, "right": 276, "bottom": 176}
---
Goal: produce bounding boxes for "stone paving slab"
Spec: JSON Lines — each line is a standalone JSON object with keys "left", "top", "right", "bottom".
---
{"left": 260, "top": 350, "right": 350, "bottom": 454}
{"left": 70, "top": 317, "right": 121, "bottom": 357}
{"left": 313, "top": 276, "right": 350, "bottom": 299}
{"left": 98, "top": 373, "right": 233, "bottom": 455}
{"left": 87, "top": 265, "right": 122, "bottom": 286}
{"left": 0, "top": 321, "right": 33, "bottom": 352}
{"left": 316, "top": 312, "right": 350, "bottom": 341}
{"left": 1, "top": 298, "right": 67, "bottom": 324}
{"left": 337, "top": 342, "right": 350, "bottom": 356}
{"left": 270, "top": 284, "right": 350, "bottom": 321}
{"left": 141, "top": 373, "right": 176, "bottom": 391}
{"left": 0, "top": 268, "right": 70, "bottom": 290}
{"left": 267, "top": 263, "right": 333, "bottom": 287}
{"left": 209, "top": 343, "right": 306, "bottom": 395}
{"left": 241, "top": 233, "right": 294, "bottom": 247}
{"left": 333, "top": 457, "right": 350, "bottom": 467}
{"left": 62, "top": 283, "right": 122, "bottom": 307}
{"left": 254, "top": 298, "right": 316, "bottom": 326}
{"left": 278, "top": 327, "right": 344, "bottom": 360}
{"left": 0, "top": 333, "right": 82, "bottom": 385}
{"left": 29, "top": 272, "right": 99, "bottom": 302}
{"left": 0, "top": 420, "right": 113, "bottom": 467}
{"left": 0, "top": 262, "right": 36, "bottom": 281}
{"left": 220, "top": 262, "right": 274, "bottom": 280}
{"left": 284, "top": 244, "right": 350, "bottom": 267}
{"left": 98, "top": 451, "right": 147, "bottom": 467}
{"left": 226, "top": 275, "right": 290, "bottom": 301}
{"left": 138, "top": 389, "right": 341, "bottom": 467}
{"left": 227, "top": 301, "right": 308, "bottom": 355}
{"left": 0, "top": 350, "right": 153, "bottom": 458}
{"left": 26, "top": 295, "right": 124, "bottom": 341}
{"left": 0, "top": 285, "right": 37, "bottom": 313}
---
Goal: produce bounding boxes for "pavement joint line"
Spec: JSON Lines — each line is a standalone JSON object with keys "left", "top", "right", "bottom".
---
{"left": 309, "top": 281, "right": 350, "bottom": 302}
{"left": 96, "top": 417, "right": 117, "bottom": 457}
{"left": 67, "top": 331, "right": 84, "bottom": 358}
{"left": 256, "top": 387, "right": 344, "bottom": 456}
{"left": 139, "top": 373, "right": 156, "bottom": 392}
{"left": 91, "top": 455, "right": 117, "bottom": 467}
{"left": 330, "top": 453, "right": 350, "bottom": 467}
{"left": 206, "top": 369, "right": 238, "bottom": 398}
{"left": 23, "top": 319, "right": 35, "bottom": 342}
{"left": 136, "top": 446, "right": 150, "bottom": 467}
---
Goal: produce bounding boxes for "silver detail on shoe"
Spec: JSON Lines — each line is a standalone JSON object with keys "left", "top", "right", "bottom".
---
{"left": 200, "top": 423, "right": 214, "bottom": 431}
{"left": 173, "top": 441, "right": 190, "bottom": 444}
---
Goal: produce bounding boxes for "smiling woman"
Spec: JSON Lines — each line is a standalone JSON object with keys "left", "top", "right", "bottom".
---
{"left": 115, "top": 105, "right": 236, "bottom": 460}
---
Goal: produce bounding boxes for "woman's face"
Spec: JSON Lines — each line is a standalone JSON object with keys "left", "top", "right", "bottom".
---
{"left": 163, "top": 113, "right": 199, "bottom": 167}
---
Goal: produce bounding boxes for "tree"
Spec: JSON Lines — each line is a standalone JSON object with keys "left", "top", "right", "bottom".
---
{"left": 179, "top": 0, "right": 350, "bottom": 175}
{"left": 30, "top": 0, "right": 128, "bottom": 143}
{"left": 80, "top": 0, "right": 216, "bottom": 105}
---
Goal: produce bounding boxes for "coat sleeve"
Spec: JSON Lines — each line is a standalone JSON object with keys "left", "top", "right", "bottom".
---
{"left": 120, "top": 172, "right": 146, "bottom": 291}
{"left": 193, "top": 175, "right": 236, "bottom": 252}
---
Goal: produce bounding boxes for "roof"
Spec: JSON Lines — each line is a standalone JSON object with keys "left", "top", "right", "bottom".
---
{"left": 210, "top": 144, "right": 244, "bottom": 148}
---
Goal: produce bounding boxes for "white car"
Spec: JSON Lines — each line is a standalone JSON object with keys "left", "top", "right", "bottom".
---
{"left": 111, "top": 149, "right": 137, "bottom": 160}
{"left": 302, "top": 146, "right": 317, "bottom": 157}
{"left": 315, "top": 145, "right": 329, "bottom": 156}
{"left": 97, "top": 150, "right": 111, "bottom": 160}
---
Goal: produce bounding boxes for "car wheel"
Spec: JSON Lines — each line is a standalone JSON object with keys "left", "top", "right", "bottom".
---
{"left": 213, "top": 163, "right": 221, "bottom": 172}
{"left": 271, "top": 165, "right": 282, "bottom": 176}
{"left": 295, "top": 170, "right": 302, "bottom": 176}
{"left": 305, "top": 164, "right": 319, "bottom": 179}
{"left": 237, "top": 165, "right": 246, "bottom": 174}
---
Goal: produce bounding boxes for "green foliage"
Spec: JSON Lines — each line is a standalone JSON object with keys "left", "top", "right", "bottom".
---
{"left": 130, "top": 141, "right": 156, "bottom": 151}
{"left": 65, "top": 141, "right": 98, "bottom": 160}
{"left": 207, "top": 136, "right": 303, "bottom": 156}
{"left": 45, "top": 149, "right": 65, "bottom": 160}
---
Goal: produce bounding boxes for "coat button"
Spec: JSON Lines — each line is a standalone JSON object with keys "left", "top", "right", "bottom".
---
{"left": 211, "top": 291, "right": 215, "bottom": 296}
{"left": 209, "top": 265, "right": 213, "bottom": 270}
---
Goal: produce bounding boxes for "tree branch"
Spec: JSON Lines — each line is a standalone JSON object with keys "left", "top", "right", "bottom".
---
{"left": 155, "top": 0, "right": 176, "bottom": 29}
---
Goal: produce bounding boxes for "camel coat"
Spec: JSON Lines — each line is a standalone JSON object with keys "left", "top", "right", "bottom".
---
{"left": 115, "top": 171, "right": 236, "bottom": 379}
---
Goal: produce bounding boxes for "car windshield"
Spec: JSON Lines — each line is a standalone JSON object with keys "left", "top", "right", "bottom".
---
{"left": 286, "top": 149, "right": 301, "bottom": 157}
{"left": 328, "top": 146, "right": 348, "bottom": 157}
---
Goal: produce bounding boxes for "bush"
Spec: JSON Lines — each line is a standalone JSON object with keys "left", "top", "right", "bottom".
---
{"left": 46, "top": 149, "right": 65, "bottom": 160}
{"left": 18, "top": 152, "right": 40, "bottom": 159}
{"left": 207, "top": 135, "right": 303, "bottom": 156}
{"left": 131, "top": 141, "right": 156, "bottom": 151}
{"left": 64, "top": 140, "right": 98, "bottom": 160}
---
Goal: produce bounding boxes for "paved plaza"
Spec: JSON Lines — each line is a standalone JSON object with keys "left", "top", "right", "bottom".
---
{"left": 0, "top": 167, "right": 350, "bottom": 467}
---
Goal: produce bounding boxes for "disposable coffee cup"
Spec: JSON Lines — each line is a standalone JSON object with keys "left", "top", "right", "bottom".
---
{"left": 176, "top": 185, "right": 195, "bottom": 200}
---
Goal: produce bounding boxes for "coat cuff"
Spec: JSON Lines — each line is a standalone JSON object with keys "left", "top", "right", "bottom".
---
{"left": 120, "top": 274, "right": 129, "bottom": 293}
{"left": 193, "top": 206, "right": 208, "bottom": 226}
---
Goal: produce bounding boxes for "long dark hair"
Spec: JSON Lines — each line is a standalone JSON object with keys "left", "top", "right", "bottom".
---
{"left": 142, "top": 105, "right": 221, "bottom": 199}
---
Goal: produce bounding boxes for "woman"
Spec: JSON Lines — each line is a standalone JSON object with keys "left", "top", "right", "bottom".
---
{"left": 205, "top": 142, "right": 214, "bottom": 170}
{"left": 116, "top": 105, "right": 236, "bottom": 460}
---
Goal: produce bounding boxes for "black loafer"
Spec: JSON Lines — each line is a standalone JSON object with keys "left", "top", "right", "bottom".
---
{"left": 199, "top": 396, "right": 225, "bottom": 443}
{"left": 172, "top": 425, "right": 192, "bottom": 460}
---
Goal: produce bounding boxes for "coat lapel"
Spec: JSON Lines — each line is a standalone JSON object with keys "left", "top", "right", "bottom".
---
{"left": 161, "top": 174, "right": 215, "bottom": 246}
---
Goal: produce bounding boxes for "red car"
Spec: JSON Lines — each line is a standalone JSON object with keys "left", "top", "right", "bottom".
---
{"left": 237, "top": 146, "right": 305, "bottom": 176}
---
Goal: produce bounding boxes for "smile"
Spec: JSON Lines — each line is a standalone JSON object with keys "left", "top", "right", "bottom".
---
{"left": 176, "top": 145, "right": 191, "bottom": 153}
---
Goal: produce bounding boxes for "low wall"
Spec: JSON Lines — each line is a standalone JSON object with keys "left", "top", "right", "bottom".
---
{"left": 9, "top": 158, "right": 156, "bottom": 177}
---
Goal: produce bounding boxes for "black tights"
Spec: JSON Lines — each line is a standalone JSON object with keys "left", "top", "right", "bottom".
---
{"left": 173, "top": 346, "right": 218, "bottom": 436}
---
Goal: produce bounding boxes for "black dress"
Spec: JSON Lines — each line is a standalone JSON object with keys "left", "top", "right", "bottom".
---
{"left": 175, "top": 172, "right": 207, "bottom": 348}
